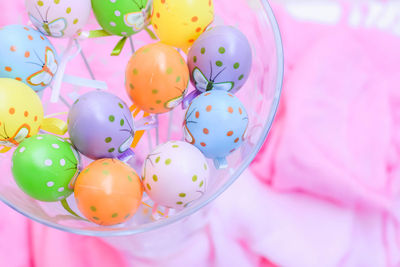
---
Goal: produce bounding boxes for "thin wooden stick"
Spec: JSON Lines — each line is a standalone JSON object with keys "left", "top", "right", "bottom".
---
{"left": 129, "top": 36, "right": 135, "bottom": 53}
{"left": 75, "top": 39, "right": 96, "bottom": 80}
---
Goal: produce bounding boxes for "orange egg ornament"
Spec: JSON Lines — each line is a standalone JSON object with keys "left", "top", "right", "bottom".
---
{"left": 125, "top": 42, "right": 189, "bottom": 114}
{"left": 74, "top": 159, "right": 143, "bottom": 226}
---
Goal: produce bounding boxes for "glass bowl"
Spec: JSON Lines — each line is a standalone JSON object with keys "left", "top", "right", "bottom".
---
{"left": 0, "top": 0, "right": 283, "bottom": 237}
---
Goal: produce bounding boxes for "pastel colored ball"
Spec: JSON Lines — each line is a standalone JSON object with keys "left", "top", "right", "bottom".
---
{"left": 125, "top": 42, "right": 189, "bottom": 114}
{"left": 25, "top": 0, "right": 92, "bottom": 38}
{"left": 12, "top": 134, "right": 79, "bottom": 202}
{"left": 142, "top": 141, "right": 209, "bottom": 209}
{"left": 68, "top": 90, "right": 135, "bottom": 160}
{"left": 74, "top": 158, "right": 143, "bottom": 226}
{"left": 184, "top": 91, "right": 249, "bottom": 168}
{"left": 92, "top": 0, "right": 152, "bottom": 37}
{"left": 151, "top": 0, "right": 214, "bottom": 52}
{"left": 0, "top": 25, "right": 59, "bottom": 92}
{"left": 188, "top": 26, "right": 252, "bottom": 94}
{"left": 0, "top": 78, "right": 44, "bottom": 148}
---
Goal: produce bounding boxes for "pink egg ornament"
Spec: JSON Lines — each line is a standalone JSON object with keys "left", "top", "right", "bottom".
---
{"left": 25, "top": 0, "right": 91, "bottom": 38}
{"left": 142, "top": 141, "right": 209, "bottom": 210}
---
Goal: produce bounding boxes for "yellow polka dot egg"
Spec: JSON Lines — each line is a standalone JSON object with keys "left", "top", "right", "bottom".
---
{"left": 0, "top": 78, "right": 44, "bottom": 148}
{"left": 25, "top": 0, "right": 92, "bottom": 38}
{"left": 142, "top": 141, "right": 209, "bottom": 210}
{"left": 152, "top": 0, "right": 214, "bottom": 52}
{"left": 0, "top": 25, "right": 59, "bottom": 92}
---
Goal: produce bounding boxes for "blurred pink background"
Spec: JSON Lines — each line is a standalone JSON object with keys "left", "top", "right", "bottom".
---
{"left": 1, "top": 0, "right": 400, "bottom": 266}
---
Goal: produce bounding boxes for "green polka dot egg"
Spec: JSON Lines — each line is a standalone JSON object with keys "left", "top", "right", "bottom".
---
{"left": 142, "top": 141, "right": 209, "bottom": 209}
{"left": 92, "top": 0, "right": 152, "bottom": 37}
{"left": 11, "top": 134, "right": 80, "bottom": 202}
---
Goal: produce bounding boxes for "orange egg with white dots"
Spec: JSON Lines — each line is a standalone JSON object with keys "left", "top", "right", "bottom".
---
{"left": 151, "top": 0, "right": 214, "bottom": 53}
{"left": 74, "top": 159, "right": 143, "bottom": 226}
{"left": 125, "top": 42, "right": 189, "bottom": 114}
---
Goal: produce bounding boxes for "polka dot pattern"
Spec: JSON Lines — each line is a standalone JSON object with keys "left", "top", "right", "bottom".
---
{"left": 142, "top": 141, "right": 209, "bottom": 209}
{"left": 187, "top": 25, "right": 252, "bottom": 95}
{"left": 12, "top": 134, "right": 77, "bottom": 202}
{"left": 184, "top": 91, "right": 249, "bottom": 166}
{"left": 0, "top": 25, "right": 61, "bottom": 92}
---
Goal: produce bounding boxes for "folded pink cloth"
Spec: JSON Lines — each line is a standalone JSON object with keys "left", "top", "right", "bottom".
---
{"left": 1, "top": 1, "right": 400, "bottom": 267}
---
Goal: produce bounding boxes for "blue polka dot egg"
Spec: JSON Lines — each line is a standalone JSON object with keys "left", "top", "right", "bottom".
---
{"left": 184, "top": 91, "right": 249, "bottom": 169}
{"left": 0, "top": 25, "right": 59, "bottom": 92}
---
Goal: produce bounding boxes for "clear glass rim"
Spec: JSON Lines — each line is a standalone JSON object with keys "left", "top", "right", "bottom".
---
{"left": 0, "top": 0, "right": 284, "bottom": 237}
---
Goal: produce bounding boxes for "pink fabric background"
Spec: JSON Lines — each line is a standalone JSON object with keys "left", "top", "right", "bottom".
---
{"left": 1, "top": 1, "right": 400, "bottom": 266}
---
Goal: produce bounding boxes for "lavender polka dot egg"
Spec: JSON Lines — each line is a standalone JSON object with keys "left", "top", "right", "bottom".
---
{"left": 187, "top": 25, "right": 252, "bottom": 94}
{"left": 142, "top": 141, "right": 209, "bottom": 210}
{"left": 184, "top": 90, "right": 249, "bottom": 169}
{"left": 68, "top": 90, "right": 135, "bottom": 160}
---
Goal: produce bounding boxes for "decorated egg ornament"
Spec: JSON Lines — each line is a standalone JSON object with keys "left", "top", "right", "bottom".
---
{"left": 74, "top": 158, "right": 143, "bottom": 226}
{"left": 25, "top": 0, "right": 92, "bottom": 38}
{"left": 0, "top": 25, "right": 59, "bottom": 92}
{"left": 12, "top": 134, "right": 79, "bottom": 202}
{"left": 187, "top": 25, "right": 252, "bottom": 95}
{"left": 68, "top": 90, "right": 136, "bottom": 160}
{"left": 125, "top": 42, "right": 189, "bottom": 114}
{"left": 142, "top": 141, "right": 209, "bottom": 209}
{"left": 92, "top": 0, "right": 152, "bottom": 37}
{"left": 184, "top": 91, "right": 249, "bottom": 169}
{"left": 151, "top": 0, "right": 214, "bottom": 52}
{"left": 0, "top": 78, "right": 44, "bottom": 149}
